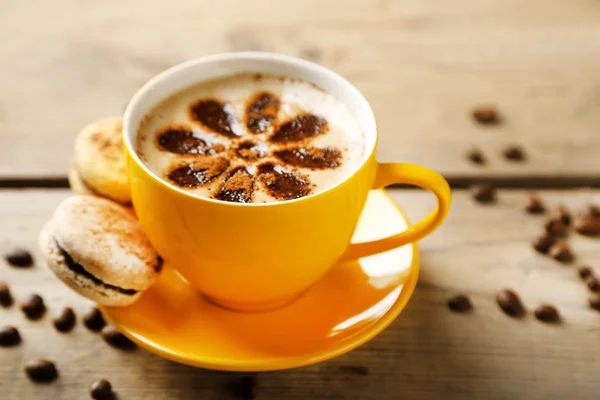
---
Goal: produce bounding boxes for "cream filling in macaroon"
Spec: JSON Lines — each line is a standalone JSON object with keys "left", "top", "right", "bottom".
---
{"left": 54, "top": 239, "right": 162, "bottom": 296}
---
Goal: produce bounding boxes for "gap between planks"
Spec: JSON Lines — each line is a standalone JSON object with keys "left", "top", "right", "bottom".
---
{"left": 1, "top": 176, "right": 600, "bottom": 190}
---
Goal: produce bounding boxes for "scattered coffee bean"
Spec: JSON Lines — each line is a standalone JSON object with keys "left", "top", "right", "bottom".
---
{"left": 590, "top": 293, "right": 600, "bottom": 311}
{"left": 0, "top": 326, "right": 21, "bottom": 347}
{"left": 551, "top": 206, "right": 571, "bottom": 225}
{"left": 577, "top": 266, "right": 594, "bottom": 280}
{"left": 502, "top": 145, "right": 526, "bottom": 161}
{"left": 573, "top": 215, "right": 600, "bottom": 237}
{"left": 4, "top": 248, "right": 33, "bottom": 267}
{"left": 471, "top": 105, "right": 500, "bottom": 125}
{"left": 83, "top": 307, "right": 106, "bottom": 332}
{"left": 24, "top": 359, "right": 58, "bottom": 382}
{"left": 548, "top": 241, "right": 574, "bottom": 263}
{"left": 470, "top": 183, "right": 496, "bottom": 203}
{"left": 20, "top": 294, "right": 46, "bottom": 320}
{"left": 101, "top": 325, "right": 136, "bottom": 350}
{"left": 0, "top": 281, "right": 13, "bottom": 308}
{"left": 534, "top": 305, "right": 560, "bottom": 323}
{"left": 582, "top": 204, "right": 600, "bottom": 219}
{"left": 544, "top": 219, "right": 568, "bottom": 237}
{"left": 232, "top": 375, "right": 258, "bottom": 399}
{"left": 447, "top": 294, "right": 473, "bottom": 313}
{"left": 90, "top": 379, "right": 114, "bottom": 400}
{"left": 53, "top": 307, "right": 76, "bottom": 333}
{"left": 586, "top": 277, "right": 600, "bottom": 292}
{"left": 466, "top": 149, "right": 486, "bottom": 165}
{"left": 524, "top": 194, "right": 545, "bottom": 214}
{"left": 532, "top": 233, "right": 556, "bottom": 254}
{"left": 339, "top": 365, "right": 370, "bottom": 376}
{"left": 496, "top": 289, "right": 525, "bottom": 317}
{"left": 299, "top": 47, "right": 322, "bottom": 62}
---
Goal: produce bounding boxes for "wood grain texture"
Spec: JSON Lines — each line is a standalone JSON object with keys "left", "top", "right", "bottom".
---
{"left": 0, "top": 188, "right": 599, "bottom": 399}
{"left": 1, "top": 0, "right": 600, "bottom": 179}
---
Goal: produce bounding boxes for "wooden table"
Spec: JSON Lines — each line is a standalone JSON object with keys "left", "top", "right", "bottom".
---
{"left": 1, "top": 1, "right": 599, "bottom": 399}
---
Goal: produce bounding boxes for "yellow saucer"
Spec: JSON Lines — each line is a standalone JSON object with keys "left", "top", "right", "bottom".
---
{"left": 100, "top": 190, "right": 419, "bottom": 371}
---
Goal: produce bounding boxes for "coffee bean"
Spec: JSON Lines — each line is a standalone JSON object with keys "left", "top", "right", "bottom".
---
{"left": 548, "top": 241, "right": 574, "bottom": 263}
{"left": 24, "top": 359, "right": 58, "bottom": 382}
{"left": 470, "top": 184, "right": 496, "bottom": 203}
{"left": 299, "top": 47, "right": 322, "bottom": 62}
{"left": 20, "top": 294, "right": 46, "bottom": 320}
{"left": 577, "top": 266, "right": 594, "bottom": 280}
{"left": 83, "top": 307, "right": 106, "bottom": 332}
{"left": 90, "top": 379, "right": 114, "bottom": 400}
{"left": 4, "top": 248, "right": 33, "bottom": 267}
{"left": 582, "top": 204, "right": 600, "bottom": 219}
{"left": 551, "top": 206, "right": 571, "bottom": 225}
{"left": 496, "top": 289, "right": 525, "bottom": 317}
{"left": 0, "top": 326, "right": 21, "bottom": 347}
{"left": 502, "top": 145, "right": 525, "bottom": 161}
{"left": 544, "top": 219, "right": 568, "bottom": 237}
{"left": 232, "top": 376, "right": 258, "bottom": 399}
{"left": 447, "top": 294, "right": 473, "bottom": 313}
{"left": 532, "top": 233, "right": 556, "bottom": 254}
{"left": 101, "top": 326, "right": 136, "bottom": 350}
{"left": 590, "top": 293, "right": 600, "bottom": 311}
{"left": 573, "top": 215, "right": 600, "bottom": 237}
{"left": 339, "top": 365, "right": 370, "bottom": 376}
{"left": 0, "top": 281, "right": 13, "bottom": 308}
{"left": 466, "top": 149, "right": 486, "bottom": 165}
{"left": 524, "top": 194, "right": 545, "bottom": 214}
{"left": 471, "top": 105, "right": 500, "bottom": 125}
{"left": 586, "top": 277, "right": 600, "bottom": 292}
{"left": 53, "top": 307, "right": 76, "bottom": 333}
{"left": 534, "top": 305, "right": 560, "bottom": 323}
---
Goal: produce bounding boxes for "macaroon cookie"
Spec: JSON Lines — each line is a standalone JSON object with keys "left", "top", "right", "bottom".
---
{"left": 39, "top": 195, "right": 161, "bottom": 307}
{"left": 68, "top": 162, "right": 94, "bottom": 196}
{"left": 73, "top": 117, "right": 131, "bottom": 205}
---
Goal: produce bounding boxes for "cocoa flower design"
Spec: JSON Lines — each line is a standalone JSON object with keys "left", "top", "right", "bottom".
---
{"left": 156, "top": 90, "right": 342, "bottom": 203}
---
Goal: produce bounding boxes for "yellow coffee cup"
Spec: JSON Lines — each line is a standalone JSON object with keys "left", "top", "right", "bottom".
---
{"left": 123, "top": 52, "right": 451, "bottom": 311}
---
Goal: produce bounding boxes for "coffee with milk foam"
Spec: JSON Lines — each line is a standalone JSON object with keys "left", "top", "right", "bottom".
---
{"left": 136, "top": 73, "right": 365, "bottom": 203}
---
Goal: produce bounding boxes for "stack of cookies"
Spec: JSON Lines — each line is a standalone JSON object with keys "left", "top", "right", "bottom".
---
{"left": 39, "top": 117, "right": 161, "bottom": 307}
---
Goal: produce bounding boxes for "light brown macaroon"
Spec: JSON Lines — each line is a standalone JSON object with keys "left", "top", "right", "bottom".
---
{"left": 72, "top": 117, "right": 131, "bottom": 205}
{"left": 68, "top": 161, "right": 95, "bottom": 196}
{"left": 39, "top": 195, "right": 161, "bottom": 307}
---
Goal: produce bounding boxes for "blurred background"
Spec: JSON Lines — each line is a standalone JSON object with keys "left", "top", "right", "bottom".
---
{"left": 2, "top": 0, "right": 599, "bottom": 181}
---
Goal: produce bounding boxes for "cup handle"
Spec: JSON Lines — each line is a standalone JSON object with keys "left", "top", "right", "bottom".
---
{"left": 339, "top": 162, "right": 451, "bottom": 261}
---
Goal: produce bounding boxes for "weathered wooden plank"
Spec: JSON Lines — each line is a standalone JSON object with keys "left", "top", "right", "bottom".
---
{"left": 1, "top": 0, "right": 600, "bottom": 179}
{"left": 0, "top": 188, "right": 599, "bottom": 399}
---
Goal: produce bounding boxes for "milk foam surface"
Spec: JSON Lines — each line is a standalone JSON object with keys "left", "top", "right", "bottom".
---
{"left": 136, "top": 73, "right": 365, "bottom": 203}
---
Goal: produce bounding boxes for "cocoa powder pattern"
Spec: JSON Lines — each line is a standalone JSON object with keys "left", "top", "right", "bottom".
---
{"left": 158, "top": 91, "right": 343, "bottom": 203}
